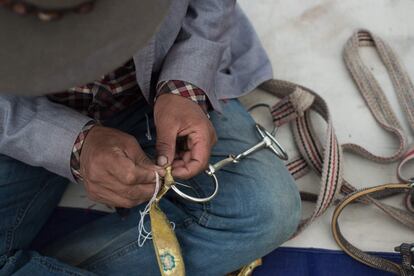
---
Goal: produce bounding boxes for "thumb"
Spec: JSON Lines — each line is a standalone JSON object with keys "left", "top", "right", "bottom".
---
{"left": 156, "top": 126, "right": 177, "bottom": 167}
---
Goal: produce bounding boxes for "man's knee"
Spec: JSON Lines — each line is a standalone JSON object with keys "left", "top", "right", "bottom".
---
{"left": 240, "top": 174, "right": 301, "bottom": 252}
{"left": 196, "top": 170, "right": 301, "bottom": 272}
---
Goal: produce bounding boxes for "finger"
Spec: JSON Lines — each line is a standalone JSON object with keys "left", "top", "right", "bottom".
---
{"left": 171, "top": 159, "right": 186, "bottom": 169}
{"left": 87, "top": 185, "right": 136, "bottom": 208}
{"left": 99, "top": 181, "right": 155, "bottom": 201}
{"left": 118, "top": 166, "right": 156, "bottom": 186}
{"left": 97, "top": 175, "right": 156, "bottom": 199}
{"left": 172, "top": 134, "right": 210, "bottom": 179}
{"left": 121, "top": 184, "right": 155, "bottom": 201}
{"left": 120, "top": 138, "right": 161, "bottom": 170}
{"left": 92, "top": 185, "right": 151, "bottom": 208}
{"left": 172, "top": 160, "right": 206, "bottom": 179}
{"left": 155, "top": 123, "right": 177, "bottom": 167}
{"left": 108, "top": 154, "right": 158, "bottom": 185}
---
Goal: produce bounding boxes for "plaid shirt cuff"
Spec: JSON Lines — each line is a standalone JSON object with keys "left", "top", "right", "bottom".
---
{"left": 70, "top": 121, "right": 96, "bottom": 183}
{"left": 157, "top": 80, "right": 208, "bottom": 113}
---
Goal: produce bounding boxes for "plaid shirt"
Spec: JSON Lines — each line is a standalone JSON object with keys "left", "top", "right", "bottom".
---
{"left": 48, "top": 59, "right": 207, "bottom": 182}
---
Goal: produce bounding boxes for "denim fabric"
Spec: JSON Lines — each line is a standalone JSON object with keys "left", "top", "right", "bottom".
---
{"left": 0, "top": 99, "right": 301, "bottom": 275}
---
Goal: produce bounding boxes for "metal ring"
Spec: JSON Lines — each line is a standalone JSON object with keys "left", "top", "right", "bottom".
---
{"left": 171, "top": 172, "right": 219, "bottom": 203}
{"left": 255, "top": 124, "right": 289, "bottom": 160}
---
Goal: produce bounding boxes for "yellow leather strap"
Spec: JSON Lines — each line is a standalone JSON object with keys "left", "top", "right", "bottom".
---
{"left": 332, "top": 183, "right": 413, "bottom": 275}
{"left": 150, "top": 167, "right": 185, "bottom": 276}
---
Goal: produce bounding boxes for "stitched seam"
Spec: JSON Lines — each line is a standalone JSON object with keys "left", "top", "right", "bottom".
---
{"left": 183, "top": 178, "right": 211, "bottom": 226}
{"left": 82, "top": 241, "right": 140, "bottom": 271}
{"left": 5, "top": 178, "right": 53, "bottom": 253}
{"left": 0, "top": 254, "right": 8, "bottom": 269}
{"left": 32, "top": 256, "right": 85, "bottom": 276}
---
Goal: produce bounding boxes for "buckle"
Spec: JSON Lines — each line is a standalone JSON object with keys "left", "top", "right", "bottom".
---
{"left": 395, "top": 243, "right": 414, "bottom": 271}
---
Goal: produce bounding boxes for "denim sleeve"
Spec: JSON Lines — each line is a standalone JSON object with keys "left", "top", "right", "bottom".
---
{"left": 0, "top": 95, "right": 91, "bottom": 182}
{"left": 157, "top": 0, "right": 236, "bottom": 111}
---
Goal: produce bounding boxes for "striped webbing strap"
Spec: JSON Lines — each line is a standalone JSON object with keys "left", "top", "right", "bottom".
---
{"left": 259, "top": 29, "right": 414, "bottom": 237}
{"left": 260, "top": 80, "right": 343, "bottom": 235}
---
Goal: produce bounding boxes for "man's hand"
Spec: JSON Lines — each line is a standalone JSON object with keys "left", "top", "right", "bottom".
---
{"left": 80, "top": 126, "right": 162, "bottom": 208}
{"left": 154, "top": 93, "right": 217, "bottom": 179}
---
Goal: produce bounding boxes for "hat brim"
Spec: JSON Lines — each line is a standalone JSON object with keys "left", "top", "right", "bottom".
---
{"left": 0, "top": 0, "right": 170, "bottom": 96}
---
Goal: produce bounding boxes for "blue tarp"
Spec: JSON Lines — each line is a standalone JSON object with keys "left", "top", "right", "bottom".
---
{"left": 255, "top": 247, "right": 400, "bottom": 276}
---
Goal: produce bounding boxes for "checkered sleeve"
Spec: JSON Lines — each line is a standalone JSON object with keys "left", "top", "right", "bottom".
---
{"left": 70, "top": 120, "right": 96, "bottom": 183}
{"left": 157, "top": 80, "right": 209, "bottom": 113}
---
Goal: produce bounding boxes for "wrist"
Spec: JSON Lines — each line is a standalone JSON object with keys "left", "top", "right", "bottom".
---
{"left": 70, "top": 121, "right": 97, "bottom": 183}
{"left": 157, "top": 80, "right": 209, "bottom": 114}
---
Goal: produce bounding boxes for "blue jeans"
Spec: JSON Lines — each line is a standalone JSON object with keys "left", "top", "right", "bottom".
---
{"left": 0, "top": 99, "right": 301, "bottom": 275}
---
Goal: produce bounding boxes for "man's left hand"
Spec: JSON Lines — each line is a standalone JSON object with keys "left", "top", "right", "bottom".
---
{"left": 154, "top": 93, "right": 217, "bottom": 179}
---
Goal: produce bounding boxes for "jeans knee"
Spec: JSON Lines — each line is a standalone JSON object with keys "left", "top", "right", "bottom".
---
{"left": 264, "top": 185, "right": 301, "bottom": 243}
{"left": 243, "top": 175, "right": 301, "bottom": 255}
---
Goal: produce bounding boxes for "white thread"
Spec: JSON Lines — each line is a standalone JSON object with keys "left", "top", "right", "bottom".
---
{"left": 138, "top": 171, "right": 160, "bottom": 247}
{"left": 137, "top": 172, "right": 177, "bottom": 247}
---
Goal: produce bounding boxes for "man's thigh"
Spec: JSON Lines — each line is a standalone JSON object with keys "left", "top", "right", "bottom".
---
{"left": 0, "top": 154, "right": 68, "bottom": 257}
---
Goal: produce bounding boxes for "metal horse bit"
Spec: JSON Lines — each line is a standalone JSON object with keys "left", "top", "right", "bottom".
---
{"left": 171, "top": 123, "right": 288, "bottom": 203}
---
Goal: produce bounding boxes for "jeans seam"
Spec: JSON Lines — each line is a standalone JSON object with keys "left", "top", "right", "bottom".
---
{"left": 32, "top": 256, "right": 86, "bottom": 276}
{"left": 185, "top": 178, "right": 212, "bottom": 227}
{"left": 5, "top": 178, "right": 52, "bottom": 254}
{"left": 0, "top": 254, "right": 9, "bottom": 270}
{"left": 82, "top": 241, "right": 140, "bottom": 271}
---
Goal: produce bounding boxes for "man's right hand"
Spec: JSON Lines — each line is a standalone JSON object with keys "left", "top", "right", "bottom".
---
{"left": 79, "top": 126, "right": 162, "bottom": 208}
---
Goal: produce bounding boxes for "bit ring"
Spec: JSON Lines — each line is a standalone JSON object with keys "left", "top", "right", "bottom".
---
{"left": 172, "top": 167, "right": 219, "bottom": 203}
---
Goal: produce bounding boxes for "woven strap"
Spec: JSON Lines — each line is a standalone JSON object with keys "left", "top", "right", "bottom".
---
{"left": 340, "top": 29, "right": 414, "bottom": 202}
{"left": 342, "top": 30, "right": 414, "bottom": 163}
{"left": 260, "top": 80, "right": 344, "bottom": 234}
{"left": 332, "top": 183, "right": 414, "bottom": 276}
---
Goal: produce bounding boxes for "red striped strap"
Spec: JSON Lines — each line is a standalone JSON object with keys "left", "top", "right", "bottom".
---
{"left": 262, "top": 81, "right": 344, "bottom": 235}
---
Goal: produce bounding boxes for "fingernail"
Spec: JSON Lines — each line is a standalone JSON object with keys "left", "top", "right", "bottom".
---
{"left": 157, "top": 155, "right": 168, "bottom": 166}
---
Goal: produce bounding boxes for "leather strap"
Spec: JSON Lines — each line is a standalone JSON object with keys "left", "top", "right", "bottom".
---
{"left": 332, "top": 183, "right": 413, "bottom": 276}
{"left": 151, "top": 167, "right": 185, "bottom": 276}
